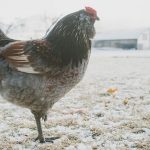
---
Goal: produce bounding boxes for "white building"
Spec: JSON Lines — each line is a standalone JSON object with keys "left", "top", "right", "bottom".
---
{"left": 138, "top": 30, "right": 150, "bottom": 50}
{"left": 93, "top": 29, "right": 150, "bottom": 50}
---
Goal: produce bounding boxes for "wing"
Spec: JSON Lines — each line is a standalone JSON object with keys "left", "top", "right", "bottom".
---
{"left": 0, "top": 40, "right": 57, "bottom": 74}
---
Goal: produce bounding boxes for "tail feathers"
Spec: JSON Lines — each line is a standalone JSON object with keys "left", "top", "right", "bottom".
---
{"left": 0, "top": 29, "right": 15, "bottom": 47}
{"left": 0, "top": 29, "right": 7, "bottom": 39}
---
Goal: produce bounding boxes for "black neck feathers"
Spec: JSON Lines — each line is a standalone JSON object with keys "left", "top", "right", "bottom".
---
{"left": 46, "top": 11, "right": 91, "bottom": 67}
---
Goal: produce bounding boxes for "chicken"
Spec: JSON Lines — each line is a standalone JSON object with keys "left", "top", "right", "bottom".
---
{"left": 0, "top": 7, "right": 99, "bottom": 143}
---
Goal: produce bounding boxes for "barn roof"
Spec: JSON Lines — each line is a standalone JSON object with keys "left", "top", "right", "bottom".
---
{"left": 94, "top": 29, "right": 147, "bottom": 41}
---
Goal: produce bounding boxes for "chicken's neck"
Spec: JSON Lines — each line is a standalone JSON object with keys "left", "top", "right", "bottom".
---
{"left": 45, "top": 21, "right": 91, "bottom": 67}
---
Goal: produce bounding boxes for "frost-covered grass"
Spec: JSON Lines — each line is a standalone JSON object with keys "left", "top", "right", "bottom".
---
{"left": 0, "top": 50, "right": 150, "bottom": 150}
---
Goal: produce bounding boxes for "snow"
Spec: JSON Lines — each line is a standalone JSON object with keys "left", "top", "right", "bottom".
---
{"left": 0, "top": 46, "right": 150, "bottom": 149}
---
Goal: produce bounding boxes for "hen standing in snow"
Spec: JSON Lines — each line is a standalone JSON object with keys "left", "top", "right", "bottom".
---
{"left": 0, "top": 7, "right": 99, "bottom": 143}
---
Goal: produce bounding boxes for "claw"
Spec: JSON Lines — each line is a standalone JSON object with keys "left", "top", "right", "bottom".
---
{"left": 35, "top": 136, "right": 60, "bottom": 143}
{"left": 45, "top": 137, "right": 60, "bottom": 143}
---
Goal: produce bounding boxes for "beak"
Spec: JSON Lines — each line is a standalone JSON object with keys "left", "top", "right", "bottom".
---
{"left": 96, "top": 15, "right": 100, "bottom": 20}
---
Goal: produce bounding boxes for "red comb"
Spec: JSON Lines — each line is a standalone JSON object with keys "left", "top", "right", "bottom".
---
{"left": 85, "top": 7, "right": 97, "bottom": 15}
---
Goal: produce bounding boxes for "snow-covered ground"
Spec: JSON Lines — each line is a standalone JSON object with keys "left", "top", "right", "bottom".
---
{"left": 0, "top": 49, "right": 150, "bottom": 150}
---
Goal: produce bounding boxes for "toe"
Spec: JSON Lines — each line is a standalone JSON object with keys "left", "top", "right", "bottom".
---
{"left": 45, "top": 137, "right": 60, "bottom": 143}
{"left": 35, "top": 136, "right": 45, "bottom": 143}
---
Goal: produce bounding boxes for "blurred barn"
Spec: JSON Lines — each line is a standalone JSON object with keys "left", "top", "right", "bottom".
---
{"left": 93, "top": 29, "right": 150, "bottom": 50}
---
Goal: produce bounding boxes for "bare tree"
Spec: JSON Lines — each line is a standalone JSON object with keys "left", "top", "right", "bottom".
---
{"left": 5, "top": 24, "right": 14, "bottom": 35}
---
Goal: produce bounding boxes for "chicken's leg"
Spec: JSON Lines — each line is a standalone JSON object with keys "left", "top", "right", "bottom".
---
{"left": 33, "top": 113, "right": 45, "bottom": 143}
{"left": 32, "top": 111, "right": 60, "bottom": 143}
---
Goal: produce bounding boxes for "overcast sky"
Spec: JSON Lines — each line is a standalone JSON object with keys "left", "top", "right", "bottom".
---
{"left": 0, "top": 0, "right": 150, "bottom": 31}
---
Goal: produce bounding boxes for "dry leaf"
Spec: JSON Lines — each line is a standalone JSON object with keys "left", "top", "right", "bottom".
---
{"left": 107, "top": 88, "right": 118, "bottom": 95}
{"left": 123, "top": 98, "right": 128, "bottom": 105}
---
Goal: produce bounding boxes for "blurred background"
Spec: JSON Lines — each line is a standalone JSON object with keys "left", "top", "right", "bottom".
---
{"left": 0, "top": 0, "right": 150, "bottom": 50}
{"left": 1, "top": 1, "right": 150, "bottom": 149}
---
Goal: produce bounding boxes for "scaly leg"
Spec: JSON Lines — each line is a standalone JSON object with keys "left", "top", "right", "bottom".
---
{"left": 33, "top": 113, "right": 45, "bottom": 143}
{"left": 32, "top": 111, "right": 60, "bottom": 143}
